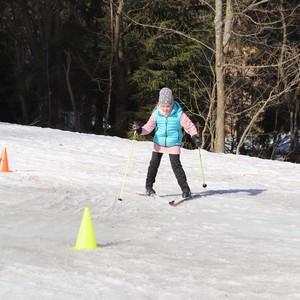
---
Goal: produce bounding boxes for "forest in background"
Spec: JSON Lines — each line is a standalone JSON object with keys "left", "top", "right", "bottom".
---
{"left": 0, "top": 0, "right": 299, "bottom": 162}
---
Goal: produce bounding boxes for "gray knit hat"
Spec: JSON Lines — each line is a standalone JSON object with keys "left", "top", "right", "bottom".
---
{"left": 158, "top": 87, "right": 174, "bottom": 105}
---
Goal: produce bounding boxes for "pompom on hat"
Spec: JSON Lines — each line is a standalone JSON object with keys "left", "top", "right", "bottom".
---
{"left": 158, "top": 87, "right": 174, "bottom": 106}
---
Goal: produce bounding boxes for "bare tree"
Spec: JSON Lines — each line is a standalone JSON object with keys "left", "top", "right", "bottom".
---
{"left": 220, "top": 0, "right": 300, "bottom": 158}
{"left": 214, "top": 0, "right": 224, "bottom": 152}
{"left": 278, "top": 0, "right": 300, "bottom": 162}
{"left": 106, "top": 0, "right": 127, "bottom": 136}
{"left": 63, "top": 51, "right": 79, "bottom": 131}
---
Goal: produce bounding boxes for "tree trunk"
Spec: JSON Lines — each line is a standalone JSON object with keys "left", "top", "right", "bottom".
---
{"left": 214, "top": 0, "right": 225, "bottom": 153}
{"left": 109, "top": 0, "right": 127, "bottom": 137}
{"left": 278, "top": 0, "right": 299, "bottom": 162}
{"left": 64, "top": 51, "right": 78, "bottom": 131}
{"left": 53, "top": 5, "right": 64, "bottom": 128}
{"left": 14, "top": 40, "right": 29, "bottom": 124}
{"left": 290, "top": 93, "right": 299, "bottom": 162}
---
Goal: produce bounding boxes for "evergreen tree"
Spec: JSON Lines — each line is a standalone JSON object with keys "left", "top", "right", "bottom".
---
{"left": 124, "top": 0, "right": 213, "bottom": 144}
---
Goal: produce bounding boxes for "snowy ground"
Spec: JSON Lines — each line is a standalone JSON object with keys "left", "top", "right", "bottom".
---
{"left": 0, "top": 122, "right": 300, "bottom": 300}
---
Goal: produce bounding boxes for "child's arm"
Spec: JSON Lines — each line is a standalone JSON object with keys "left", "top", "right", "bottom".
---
{"left": 180, "top": 113, "right": 198, "bottom": 137}
{"left": 140, "top": 113, "right": 156, "bottom": 135}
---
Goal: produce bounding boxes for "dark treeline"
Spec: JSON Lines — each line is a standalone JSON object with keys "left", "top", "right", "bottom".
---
{"left": 0, "top": 0, "right": 299, "bottom": 162}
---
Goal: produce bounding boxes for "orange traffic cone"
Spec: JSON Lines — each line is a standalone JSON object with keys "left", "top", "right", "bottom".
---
{"left": 0, "top": 148, "right": 10, "bottom": 172}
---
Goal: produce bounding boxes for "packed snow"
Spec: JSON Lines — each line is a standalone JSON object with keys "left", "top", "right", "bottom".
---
{"left": 0, "top": 122, "right": 300, "bottom": 300}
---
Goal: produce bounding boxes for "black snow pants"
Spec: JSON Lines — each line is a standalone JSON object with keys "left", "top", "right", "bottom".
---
{"left": 145, "top": 151, "right": 190, "bottom": 193}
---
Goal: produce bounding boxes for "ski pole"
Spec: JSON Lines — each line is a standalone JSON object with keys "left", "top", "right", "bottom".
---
{"left": 118, "top": 131, "right": 137, "bottom": 201}
{"left": 198, "top": 147, "right": 207, "bottom": 188}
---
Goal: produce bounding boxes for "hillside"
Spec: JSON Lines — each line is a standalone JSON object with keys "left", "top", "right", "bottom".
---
{"left": 0, "top": 122, "right": 300, "bottom": 299}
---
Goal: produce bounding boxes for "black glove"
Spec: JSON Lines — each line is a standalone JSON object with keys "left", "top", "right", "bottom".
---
{"left": 132, "top": 122, "right": 142, "bottom": 134}
{"left": 192, "top": 135, "right": 201, "bottom": 148}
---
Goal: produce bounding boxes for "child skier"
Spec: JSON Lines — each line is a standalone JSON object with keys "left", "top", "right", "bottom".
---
{"left": 133, "top": 87, "right": 201, "bottom": 198}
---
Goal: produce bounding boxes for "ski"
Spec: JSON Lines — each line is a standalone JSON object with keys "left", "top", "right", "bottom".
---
{"left": 168, "top": 193, "right": 202, "bottom": 206}
{"left": 168, "top": 197, "right": 191, "bottom": 206}
{"left": 135, "top": 192, "right": 164, "bottom": 201}
{"left": 136, "top": 192, "right": 201, "bottom": 205}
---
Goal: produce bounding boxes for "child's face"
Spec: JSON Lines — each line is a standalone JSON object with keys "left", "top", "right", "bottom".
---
{"left": 160, "top": 104, "right": 172, "bottom": 114}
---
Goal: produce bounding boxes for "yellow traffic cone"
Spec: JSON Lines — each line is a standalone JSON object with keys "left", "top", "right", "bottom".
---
{"left": 73, "top": 208, "right": 100, "bottom": 250}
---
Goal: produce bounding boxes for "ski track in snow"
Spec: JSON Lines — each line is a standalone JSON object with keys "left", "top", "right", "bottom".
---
{"left": 0, "top": 122, "right": 300, "bottom": 299}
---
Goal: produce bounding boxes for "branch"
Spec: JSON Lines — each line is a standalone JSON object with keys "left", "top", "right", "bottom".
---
{"left": 241, "top": 0, "right": 270, "bottom": 14}
{"left": 224, "top": 52, "right": 300, "bottom": 69}
{"left": 120, "top": 10, "right": 215, "bottom": 53}
{"left": 236, "top": 73, "right": 300, "bottom": 154}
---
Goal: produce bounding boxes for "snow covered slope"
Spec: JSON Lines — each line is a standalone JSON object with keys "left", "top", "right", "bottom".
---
{"left": 0, "top": 122, "right": 300, "bottom": 299}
